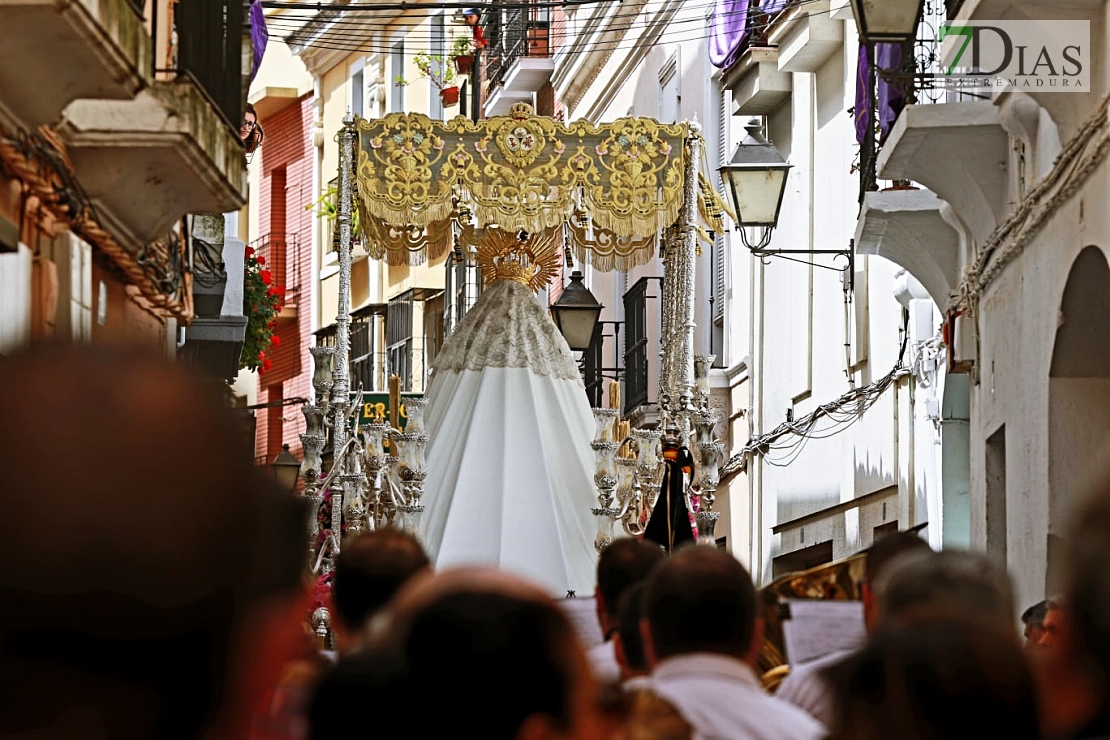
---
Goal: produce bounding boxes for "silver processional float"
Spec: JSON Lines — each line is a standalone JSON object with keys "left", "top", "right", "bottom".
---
{"left": 297, "top": 105, "right": 732, "bottom": 643}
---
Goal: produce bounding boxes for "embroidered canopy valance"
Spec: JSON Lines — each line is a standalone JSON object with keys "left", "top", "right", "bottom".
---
{"left": 353, "top": 103, "right": 726, "bottom": 271}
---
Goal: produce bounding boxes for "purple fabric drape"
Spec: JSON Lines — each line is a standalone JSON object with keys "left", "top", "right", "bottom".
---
{"left": 709, "top": 0, "right": 791, "bottom": 70}
{"left": 876, "top": 42, "right": 905, "bottom": 142}
{"left": 709, "top": 0, "right": 750, "bottom": 69}
{"left": 854, "top": 42, "right": 907, "bottom": 146}
{"left": 854, "top": 43, "right": 870, "bottom": 146}
{"left": 250, "top": 0, "right": 269, "bottom": 82}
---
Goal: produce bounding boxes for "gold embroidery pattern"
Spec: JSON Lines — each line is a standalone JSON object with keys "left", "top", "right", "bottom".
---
{"left": 354, "top": 105, "right": 691, "bottom": 267}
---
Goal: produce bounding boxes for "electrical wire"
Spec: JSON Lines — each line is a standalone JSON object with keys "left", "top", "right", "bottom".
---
{"left": 720, "top": 312, "right": 911, "bottom": 477}
{"left": 265, "top": 0, "right": 839, "bottom": 57}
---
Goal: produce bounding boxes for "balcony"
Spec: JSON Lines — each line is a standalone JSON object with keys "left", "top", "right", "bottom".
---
{"left": 876, "top": 102, "right": 1008, "bottom": 248}
{"left": 484, "top": 3, "right": 554, "bottom": 116}
{"left": 0, "top": 0, "right": 149, "bottom": 131}
{"left": 723, "top": 47, "right": 792, "bottom": 116}
{"left": 768, "top": 0, "right": 843, "bottom": 74}
{"left": 55, "top": 0, "right": 248, "bottom": 247}
{"left": 855, "top": 188, "right": 962, "bottom": 311}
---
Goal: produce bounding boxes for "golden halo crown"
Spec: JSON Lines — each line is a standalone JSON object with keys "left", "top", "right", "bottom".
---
{"left": 476, "top": 228, "right": 561, "bottom": 294}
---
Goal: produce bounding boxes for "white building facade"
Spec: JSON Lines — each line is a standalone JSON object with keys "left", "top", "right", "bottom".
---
{"left": 555, "top": 0, "right": 947, "bottom": 584}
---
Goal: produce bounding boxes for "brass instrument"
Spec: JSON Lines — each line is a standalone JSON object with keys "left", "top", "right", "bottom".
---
{"left": 757, "top": 552, "right": 866, "bottom": 693}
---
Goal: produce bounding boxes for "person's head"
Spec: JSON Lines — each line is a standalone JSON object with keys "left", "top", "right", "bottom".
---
{"left": 380, "top": 568, "right": 616, "bottom": 740}
{"left": 308, "top": 645, "right": 410, "bottom": 740}
{"left": 861, "top": 531, "right": 932, "bottom": 631}
{"left": 0, "top": 343, "right": 308, "bottom": 740}
{"left": 1037, "top": 599, "right": 1065, "bottom": 649}
{"left": 1036, "top": 471, "right": 1110, "bottom": 736}
{"left": 595, "top": 538, "right": 664, "bottom": 638}
{"left": 614, "top": 581, "right": 649, "bottom": 680}
{"left": 642, "top": 547, "right": 760, "bottom": 666}
{"left": 875, "top": 550, "right": 1016, "bottom": 633}
{"left": 241, "top": 103, "right": 264, "bottom": 153}
{"left": 826, "top": 616, "right": 1040, "bottom": 740}
{"left": 331, "top": 528, "right": 430, "bottom": 654}
{"left": 1022, "top": 600, "right": 1049, "bottom": 647}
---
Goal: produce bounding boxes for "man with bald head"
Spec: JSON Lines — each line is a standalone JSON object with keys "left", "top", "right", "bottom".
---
{"left": 642, "top": 547, "right": 825, "bottom": 739}
{"left": 0, "top": 343, "right": 308, "bottom": 740}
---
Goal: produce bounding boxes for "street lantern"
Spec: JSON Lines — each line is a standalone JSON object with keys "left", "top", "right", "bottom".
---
{"left": 271, "top": 443, "right": 301, "bottom": 492}
{"left": 719, "top": 119, "right": 792, "bottom": 230}
{"left": 849, "top": 0, "right": 924, "bottom": 44}
{"left": 550, "top": 270, "right": 603, "bottom": 352}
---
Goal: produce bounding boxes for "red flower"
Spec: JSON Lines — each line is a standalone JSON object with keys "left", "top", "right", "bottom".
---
{"left": 258, "top": 350, "right": 266, "bottom": 362}
{"left": 268, "top": 286, "right": 278, "bottom": 297}
{"left": 270, "top": 334, "right": 281, "bottom": 348}
{"left": 256, "top": 256, "right": 266, "bottom": 266}
{"left": 245, "top": 246, "right": 255, "bottom": 257}
{"left": 276, "top": 285, "right": 287, "bottom": 295}
{"left": 263, "top": 358, "right": 273, "bottom": 371}
{"left": 260, "top": 270, "right": 273, "bottom": 285}
{"left": 268, "top": 320, "right": 278, "bottom": 329}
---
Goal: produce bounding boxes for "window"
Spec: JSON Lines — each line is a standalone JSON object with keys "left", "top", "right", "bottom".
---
{"left": 351, "top": 67, "right": 365, "bottom": 118}
{"left": 350, "top": 317, "right": 374, "bottom": 392}
{"left": 423, "top": 292, "right": 445, "bottom": 368}
{"left": 430, "top": 14, "right": 445, "bottom": 120}
{"left": 390, "top": 41, "right": 405, "bottom": 112}
{"left": 65, "top": 234, "right": 93, "bottom": 342}
{"left": 623, "top": 278, "right": 652, "bottom": 414}
{"left": 387, "top": 290, "right": 414, "bottom": 391}
{"left": 324, "top": 177, "right": 338, "bottom": 255}
{"left": 659, "top": 53, "right": 679, "bottom": 124}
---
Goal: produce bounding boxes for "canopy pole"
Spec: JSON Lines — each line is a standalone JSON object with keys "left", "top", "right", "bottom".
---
{"left": 326, "top": 111, "right": 358, "bottom": 563}
{"left": 674, "top": 122, "right": 701, "bottom": 427}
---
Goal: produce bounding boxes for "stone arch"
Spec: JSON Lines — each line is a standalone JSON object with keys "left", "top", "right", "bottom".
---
{"left": 1047, "top": 246, "right": 1110, "bottom": 594}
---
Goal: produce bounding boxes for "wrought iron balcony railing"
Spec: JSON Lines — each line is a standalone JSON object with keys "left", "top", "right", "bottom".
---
{"left": 484, "top": 1, "right": 551, "bottom": 91}
{"left": 251, "top": 232, "right": 302, "bottom": 306}
{"left": 157, "top": 0, "right": 247, "bottom": 133}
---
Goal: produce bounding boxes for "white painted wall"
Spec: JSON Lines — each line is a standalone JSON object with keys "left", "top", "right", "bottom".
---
{"left": 558, "top": 1, "right": 945, "bottom": 579}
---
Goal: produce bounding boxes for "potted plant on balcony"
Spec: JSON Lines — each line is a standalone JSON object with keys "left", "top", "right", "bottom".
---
{"left": 306, "top": 184, "right": 363, "bottom": 252}
{"left": 414, "top": 51, "right": 460, "bottom": 107}
{"left": 452, "top": 35, "right": 475, "bottom": 75}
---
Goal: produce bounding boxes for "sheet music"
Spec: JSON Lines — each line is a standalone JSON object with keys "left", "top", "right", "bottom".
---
{"left": 558, "top": 596, "right": 604, "bottom": 650}
{"left": 781, "top": 599, "right": 867, "bottom": 665}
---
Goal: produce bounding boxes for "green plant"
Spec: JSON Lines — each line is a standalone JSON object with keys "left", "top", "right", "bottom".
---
{"left": 240, "top": 245, "right": 284, "bottom": 374}
{"left": 451, "top": 35, "right": 474, "bottom": 58}
{"left": 306, "top": 185, "right": 361, "bottom": 243}
{"left": 413, "top": 52, "right": 457, "bottom": 90}
{"left": 394, "top": 75, "right": 408, "bottom": 87}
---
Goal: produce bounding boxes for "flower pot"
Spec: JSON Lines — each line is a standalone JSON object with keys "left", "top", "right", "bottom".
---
{"left": 454, "top": 54, "right": 473, "bottom": 75}
{"left": 440, "top": 85, "right": 460, "bottom": 107}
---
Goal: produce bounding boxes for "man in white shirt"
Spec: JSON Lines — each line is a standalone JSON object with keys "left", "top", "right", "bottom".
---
{"left": 642, "top": 547, "right": 826, "bottom": 740}
{"left": 587, "top": 539, "right": 664, "bottom": 683}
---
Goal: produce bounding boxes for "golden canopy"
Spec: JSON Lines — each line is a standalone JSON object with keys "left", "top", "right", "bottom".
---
{"left": 354, "top": 103, "right": 728, "bottom": 271}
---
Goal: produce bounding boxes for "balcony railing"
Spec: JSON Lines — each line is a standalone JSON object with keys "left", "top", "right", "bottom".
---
{"left": 316, "top": 304, "right": 388, "bottom": 392}
{"left": 856, "top": 0, "right": 953, "bottom": 203}
{"left": 158, "top": 0, "right": 247, "bottom": 132}
{"left": 251, "top": 232, "right": 302, "bottom": 306}
{"left": 484, "top": 1, "right": 551, "bottom": 91}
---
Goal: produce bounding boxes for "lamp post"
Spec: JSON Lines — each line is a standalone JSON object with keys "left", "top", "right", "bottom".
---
{"left": 550, "top": 270, "right": 603, "bottom": 353}
{"left": 849, "top": 0, "right": 924, "bottom": 44}
{"left": 271, "top": 443, "right": 301, "bottom": 492}
{"left": 718, "top": 118, "right": 792, "bottom": 251}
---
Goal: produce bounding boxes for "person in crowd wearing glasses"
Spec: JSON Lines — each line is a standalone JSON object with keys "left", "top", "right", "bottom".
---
{"left": 242, "top": 103, "right": 264, "bottom": 154}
